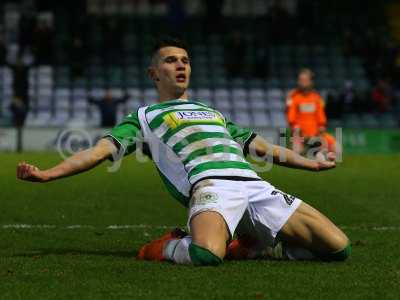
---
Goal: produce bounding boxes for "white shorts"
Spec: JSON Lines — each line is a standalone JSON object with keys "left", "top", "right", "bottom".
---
{"left": 188, "top": 179, "right": 302, "bottom": 247}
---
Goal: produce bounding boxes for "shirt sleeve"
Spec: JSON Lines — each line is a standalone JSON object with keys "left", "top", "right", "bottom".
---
{"left": 103, "top": 110, "right": 143, "bottom": 157}
{"left": 316, "top": 96, "right": 327, "bottom": 127}
{"left": 287, "top": 96, "right": 298, "bottom": 128}
{"left": 226, "top": 119, "right": 257, "bottom": 155}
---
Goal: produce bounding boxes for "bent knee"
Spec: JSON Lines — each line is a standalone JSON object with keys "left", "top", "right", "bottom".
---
{"left": 320, "top": 242, "right": 352, "bottom": 262}
{"left": 332, "top": 230, "right": 351, "bottom": 252}
{"left": 189, "top": 243, "right": 223, "bottom": 266}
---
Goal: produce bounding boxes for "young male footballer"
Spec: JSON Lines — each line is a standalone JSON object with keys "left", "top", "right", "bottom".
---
{"left": 17, "top": 37, "right": 351, "bottom": 266}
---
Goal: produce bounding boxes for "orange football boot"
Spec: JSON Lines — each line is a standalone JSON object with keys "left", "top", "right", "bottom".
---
{"left": 226, "top": 237, "right": 259, "bottom": 260}
{"left": 227, "top": 238, "right": 285, "bottom": 260}
{"left": 137, "top": 228, "right": 187, "bottom": 261}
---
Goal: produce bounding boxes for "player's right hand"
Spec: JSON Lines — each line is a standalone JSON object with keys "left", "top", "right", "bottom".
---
{"left": 16, "top": 162, "right": 48, "bottom": 182}
{"left": 314, "top": 152, "right": 336, "bottom": 171}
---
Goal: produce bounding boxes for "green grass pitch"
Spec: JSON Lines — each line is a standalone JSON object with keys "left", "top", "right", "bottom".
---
{"left": 1, "top": 152, "right": 399, "bottom": 299}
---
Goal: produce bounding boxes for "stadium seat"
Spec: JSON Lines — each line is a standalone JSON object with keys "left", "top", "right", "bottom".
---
{"left": 185, "top": 88, "right": 195, "bottom": 99}
{"left": 117, "top": 106, "right": 126, "bottom": 123}
{"left": 328, "top": 119, "right": 342, "bottom": 129}
{"left": 72, "top": 88, "right": 87, "bottom": 101}
{"left": 344, "top": 114, "right": 362, "bottom": 128}
{"left": 0, "top": 67, "right": 12, "bottom": 87}
{"left": 87, "top": 109, "right": 101, "bottom": 127}
{"left": 249, "top": 88, "right": 265, "bottom": 100}
{"left": 55, "top": 88, "right": 70, "bottom": 99}
{"left": 0, "top": 10, "right": 386, "bottom": 133}
{"left": 213, "top": 88, "right": 231, "bottom": 110}
{"left": 266, "top": 88, "right": 284, "bottom": 100}
{"left": 195, "top": 88, "right": 212, "bottom": 102}
{"left": 380, "top": 113, "right": 398, "bottom": 128}
{"left": 231, "top": 88, "right": 248, "bottom": 111}
{"left": 361, "top": 114, "right": 380, "bottom": 128}
{"left": 268, "top": 98, "right": 285, "bottom": 111}
{"left": 127, "top": 87, "right": 142, "bottom": 100}
{"left": 51, "top": 109, "right": 70, "bottom": 126}
{"left": 144, "top": 88, "right": 158, "bottom": 105}
{"left": 71, "top": 108, "right": 88, "bottom": 120}
{"left": 270, "top": 111, "right": 287, "bottom": 128}
{"left": 32, "top": 110, "right": 52, "bottom": 127}
{"left": 218, "top": 108, "right": 233, "bottom": 121}
{"left": 235, "top": 111, "right": 252, "bottom": 127}
{"left": 110, "top": 88, "right": 124, "bottom": 98}
{"left": 249, "top": 98, "right": 268, "bottom": 111}
{"left": 126, "top": 99, "right": 142, "bottom": 112}
{"left": 253, "top": 111, "right": 271, "bottom": 127}
{"left": 89, "top": 88, "right": 105, "bottom": 98}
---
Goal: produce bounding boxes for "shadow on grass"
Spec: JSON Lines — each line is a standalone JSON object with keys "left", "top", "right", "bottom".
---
{"left": 9, "top": 248, "right": 137, "bottom": 258}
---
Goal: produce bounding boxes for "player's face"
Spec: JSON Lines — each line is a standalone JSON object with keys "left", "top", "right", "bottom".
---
{"left": 298, "top": 73, "right": 313, "bottom": 90}
{"left": 151, "top": 47, "right": 191, "bottom": 95}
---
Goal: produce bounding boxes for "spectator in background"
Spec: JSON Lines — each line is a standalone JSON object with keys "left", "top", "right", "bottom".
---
{"left": 0, "top": 32, "right": 7, "bottom": 66}
{"left": 9, "top": 94, "right": 29, "bottom": 152}
{"left": 325, "top": 90, "right": 341, "bottom": 120}
{"left": 88, "top": 89, "right": 129, "bottom": 127}
{"left": 393, "top": 52, "right": 400, "bottom": 88}
{"left": 371, "top": 79, "right": 393, "bottom": 113}
{"left": 9, "top": 55, "right": 31, "bottom": 152}
{"left": 286, "top": 69, "right": 336, "bottom": 156}
{"left": 296, "top": 0, "right": 316, "bottom": 41}
{"left": 381, "top": 40, "right": 399, "bottom": 81}
{"left": 224, "top": 31, "right": 246, "bottom": 79}
{"left": 359, "top": 29, "right": 384, "bottom": 83}
{"left": 17, "top": 11, "right": 36, "bottom": 58}
{"left": 9, "top": 58, "right": 30, "bottom": 128}
{"left": 167, "top": 0, "right": 186, "bottom": 35}
{"left": 10, "top": 96, "right": 29, "bottom": 127}
{"left": 342, "top": 29, "right": 357, "bottom": 57}
{"left": 102, "top": 20, "right": 123, "bottom": 66}
{"left": 10, "top": 57, "right": 30, "bottom": 107}
{"left": 339, "top": 81, "right": 362, "bottom": 114}
{"left": 254, "top": 35, "right": 269, "bottom": 78}
{"left": 267, "top": 1, "right": 292, "bottom": 43}
{"left": 32, "top": 19, "right": 55, "bottom": 65}
{"left": 69, "top": 35, "right": 87, "bottom": 79}
{"left": 204, "top": 0, "right": 224, "bottom": 33}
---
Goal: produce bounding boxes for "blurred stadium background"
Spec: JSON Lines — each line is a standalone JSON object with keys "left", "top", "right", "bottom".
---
{"left": 0, "top": 0, "right": 399, "bottom": 153}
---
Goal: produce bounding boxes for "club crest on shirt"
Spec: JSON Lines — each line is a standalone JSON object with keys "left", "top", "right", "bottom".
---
{"left": 193, "top": 192, "right": 219, "bottom": 206}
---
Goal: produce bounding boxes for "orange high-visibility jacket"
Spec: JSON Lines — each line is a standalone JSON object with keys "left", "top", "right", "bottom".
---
{"left": 286, "top": 89, "right": 327, "bottom": 137}
{"left": 322, "top": 132, "right": 336, "bottom": 152}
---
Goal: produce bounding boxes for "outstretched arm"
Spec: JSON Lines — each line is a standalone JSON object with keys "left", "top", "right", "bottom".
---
{"left": 248, "top": 135, "right": 335, "bottom": 171}
{"left": 17, "top": 138, "right": 118, "bottom": 182}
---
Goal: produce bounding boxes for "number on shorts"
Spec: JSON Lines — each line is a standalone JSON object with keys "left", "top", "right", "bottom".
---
{"left": 271, "top": 190, "right": 295, "bottom": 205}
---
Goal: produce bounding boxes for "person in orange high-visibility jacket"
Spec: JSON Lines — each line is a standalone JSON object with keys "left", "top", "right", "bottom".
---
{"left": 286, "top": 69, "right": 331, "bottom": 155}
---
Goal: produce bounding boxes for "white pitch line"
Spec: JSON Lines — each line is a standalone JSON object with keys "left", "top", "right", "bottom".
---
{"left": 1, "top": 224, "right": 56, "bottom": 229}
{"left": 0, "top": 224, "right": 175, "bottom": 230}
{"left": 1, "top": 224, "right": 400, "bottom": 231}
{"left": 340, "top": 225, "right": 400, "bottom": 231}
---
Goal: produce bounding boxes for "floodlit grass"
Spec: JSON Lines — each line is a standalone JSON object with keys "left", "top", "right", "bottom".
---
{"left": 1, "top": 152, "right": 399, "bottom": 299}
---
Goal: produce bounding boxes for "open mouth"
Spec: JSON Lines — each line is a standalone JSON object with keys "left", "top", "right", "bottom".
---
{"left": 176, "top": 74, "right": 186, "bottom": 83}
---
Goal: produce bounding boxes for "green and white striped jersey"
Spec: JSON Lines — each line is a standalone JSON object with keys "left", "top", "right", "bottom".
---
{"left": 105, "top": 99, "right": 259, "bottom": 206}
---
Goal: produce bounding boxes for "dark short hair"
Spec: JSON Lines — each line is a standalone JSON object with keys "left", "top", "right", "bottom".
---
{"left": 298, "top": 68, "right": 315, "bottom": 79}
{"left": 151, "top": 36, "right": 190, "bottom": 60}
